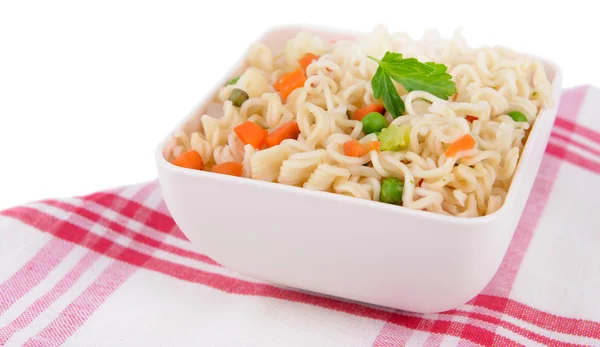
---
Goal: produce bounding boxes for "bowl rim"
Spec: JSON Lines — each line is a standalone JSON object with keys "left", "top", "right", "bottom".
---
{"left": 155, "top": 24, "right": 564, "bottom": 225}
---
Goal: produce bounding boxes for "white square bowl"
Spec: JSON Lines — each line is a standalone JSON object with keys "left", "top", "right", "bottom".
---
{"left": 155, "top": 25, "right": 562, "bottom": 313}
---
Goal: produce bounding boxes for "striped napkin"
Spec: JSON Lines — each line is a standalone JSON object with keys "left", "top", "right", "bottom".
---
{"left": 1, "top": 85, "right": 599, "bottom": 347}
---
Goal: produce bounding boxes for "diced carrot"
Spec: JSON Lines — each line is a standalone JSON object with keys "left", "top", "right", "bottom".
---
{"left": 343, "top": 140, "right": 368, "bottom": 157}
{"left": 234, "top": 121, "right": 268, "bottom": 149}
{"left": 465, "top": 115, "right": 478, "bottom": 123}
{"left": 343, "top": 140, "right": 380, "bottom": 157}
{"left": 367, "top": 141, "right": 380, "bottom": 152}
{"left": 299, "top": 53, "right": 319, "bottom": 72}
{"left": 266, "top": 120, "right": 301, "bottom": 148}
{"left": 445, "top": 134, "right": 476, "bottom": 157}
{"left": 211, "top": 162, "right": 243, "bottom": 177}
{"left": 273, "top": 68, "right": 307, "bottom": 100}
{"left": 353, "top": 104, "right": 386, "bottom": 121}
{"left": 172, "top": 150, "right": 204, "bottom": 170}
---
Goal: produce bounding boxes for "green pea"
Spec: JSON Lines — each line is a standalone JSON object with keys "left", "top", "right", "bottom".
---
{"left": 508, "top": 111, "right": 527, "bottom": 123}
{"left": 229, "top": 88, "right": 249, "bottom": 107}
{"left": 362, "top": 112, "right": 387, "bottom": 134}
{"left": 227, "top": 76, "right": 240, "bottom": 85}
{"left": 380, "top": 177, "right": 404, "bottom": 205}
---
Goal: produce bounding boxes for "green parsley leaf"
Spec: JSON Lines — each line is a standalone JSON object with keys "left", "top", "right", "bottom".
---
{"left": 369, "top": 53, "right": 456, "bottom": 100}
{"left": 531, "top": 91, "right": 538, "bottom": 97}
{"left": 372, "top": 66, "right": 405, "bottom": 118}
{"left": 368, "top": 53, "right": 456, "bottom": 117}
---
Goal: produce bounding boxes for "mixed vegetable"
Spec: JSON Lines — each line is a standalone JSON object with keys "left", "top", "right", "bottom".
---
{"left": 273, "top": 68, "right": 307, "bottom": 100}
{"left": 299, "top": 53, "right": 319, "bottom": 72}
{"left": 172, "top": 150, "right": 204, "bottom": 170}
{"left": 343, "top": 140, "right": 380, "bottom": 157}
{"left": 229, "top": 88, "right": 249, "bottom": 107}
{"left": 378, "top": 125, "right": 411, "bottom": 151}
{"left": 211, "top": 162, "right": 243, "bottom": 176}
{"left": 361, "top": 112, "right": 387, "bottom": 134}
{"left": 445, "top": 134, "right": 476, "bottom": 158}
{"left": 380, "top": 178, "right": 404, "bottom": 205}
{"left": 234, "top": 121, "right": 268, "bottom": 149}
{"left": 353, "top": 104, "right": 386, "bottom": 121}
{"left": 265, "top": 121, "right": 301, "bottom": 148}
{"left": 170, "top": 48, "right": 529, "bottom": 208}
{"left": 507, "top": 111, "right": 527, "bottom": 123}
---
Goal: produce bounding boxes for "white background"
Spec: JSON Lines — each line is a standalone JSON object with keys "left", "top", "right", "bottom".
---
{"left": 0, "top": 0, "right": 597, "bottom": 209}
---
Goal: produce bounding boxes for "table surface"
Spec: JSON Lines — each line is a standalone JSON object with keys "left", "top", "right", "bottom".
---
{"left": 0, "top": 0, "right": 597, "bottom": 209}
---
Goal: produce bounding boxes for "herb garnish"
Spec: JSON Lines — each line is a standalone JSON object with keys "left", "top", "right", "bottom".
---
{"left": 368, "top": 52, "right": 456, "bottom": 118}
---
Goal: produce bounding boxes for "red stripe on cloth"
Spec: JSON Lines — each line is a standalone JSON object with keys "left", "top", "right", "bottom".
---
{"left": 551, "top": 131, "right": 600, "bottom": 157}
{"left": 0, "top": 237, "right": 74, "bottom": 315}
{"left": 457, "top": 324, "right": 521, "bottom": 347}
{"left": 4, "top": 207, "right": 597, "bottom": 347}
{"left": 7, "top": 184, "right": 160, "bottom": 347}
{"left": 0, "top": 251, "right": 100, "bottom": 344}
{"left": 83, "top": 192, "right": 187, "bottom": 240}
{"left": 44, "top": 199, "right": 219, "bottom": 266}
{"left": 371, "top": 323, "right": 417, "bottom": 346}
{"left": 422, "top": 331, "right": 444, "bottom": 346}
{"left": 429, "top": 320, "right": 453, "bottom": 340}
{"left": 457, "top": 338, "right": 481, "bottom": 347}
{"left": 378, "top": 309, "right": 593, "bottom": 347}
{"left": 424, "top": 311, "right": 473, "bottom": 346}
{"left": 457, "top": 308, "right": 501, "bottom": 346}
{"left": 413, "top": 320, "right": 446, "bottom": 347}
{"left": 546, "top": 142, "right": 600, "bottom": 174}
{"left": 555, "top": 117, "right": 600, "bottom": 146}
{"left": 26, "top": 184, "right": 161, "bottom": 347}
{"left": 475, "top": 295, "right": 600, "bottom": 338}
{"left": 0, "top": 192, "right": 150, "bottom": 343}
{"left": 465, "top": 311, "right": 586, "bottom": 347}
{"left": 22, "top": 260, "right": 138, "bottom": 347}
{"left": 414, "top": 308, "right": 591, "bottom": 347}
{"left": 377, "top": 313, "right": 522, "bottom": 347}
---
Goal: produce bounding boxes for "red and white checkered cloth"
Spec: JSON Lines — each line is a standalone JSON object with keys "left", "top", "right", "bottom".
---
{"left": 1, "top": 85, "right": 600, "bottom": 347}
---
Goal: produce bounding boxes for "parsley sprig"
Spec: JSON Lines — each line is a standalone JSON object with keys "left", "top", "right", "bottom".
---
{"left": 368, "top": 52, "right": 456, "bottom": 118}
